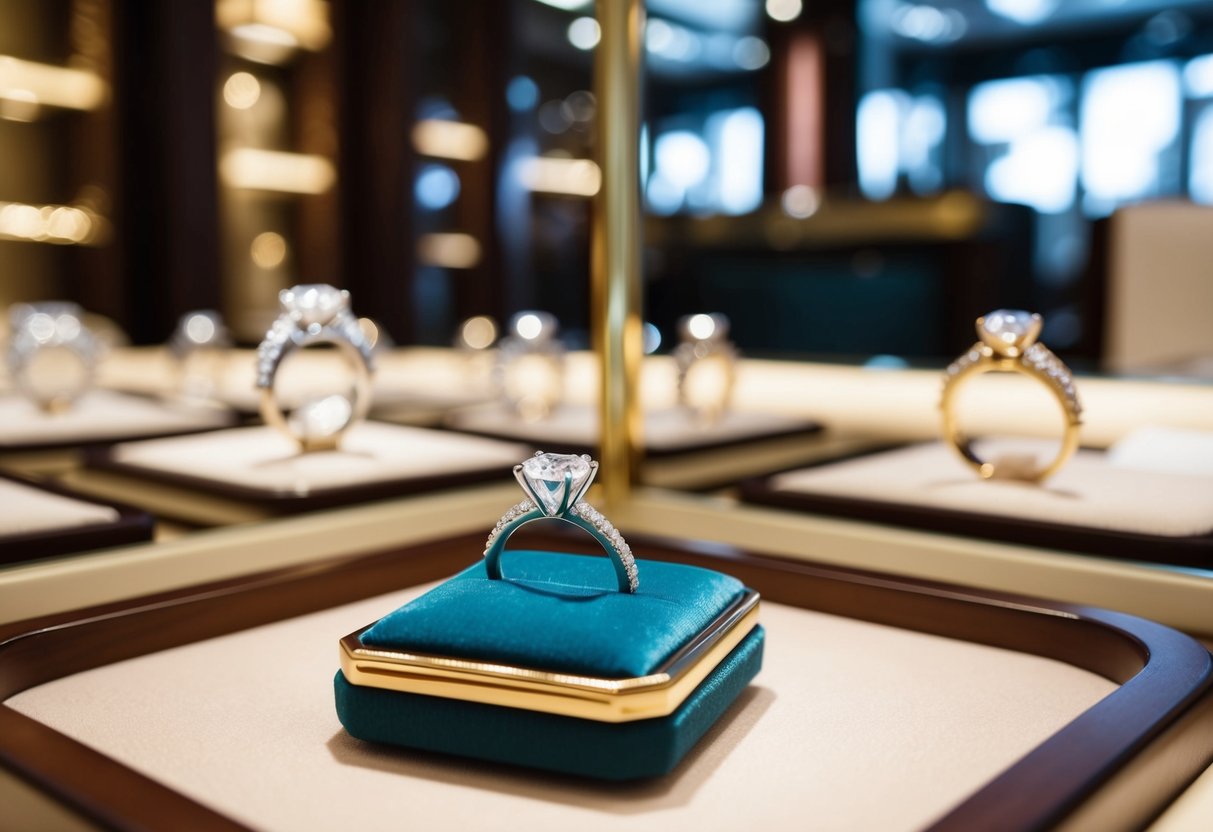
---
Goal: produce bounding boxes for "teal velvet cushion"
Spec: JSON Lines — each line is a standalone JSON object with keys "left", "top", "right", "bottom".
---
{"left": 335, "top": 626, "right": 764, "bottom": 780}
{"left": 360, "top": 550, "right": 747, "bottom": 678}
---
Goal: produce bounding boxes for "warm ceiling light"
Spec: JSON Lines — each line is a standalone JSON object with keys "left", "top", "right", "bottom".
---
{"left": 250, "top": 231, "right": 287, "bottom": 267}
{"left": 223, "top": 72, "right": 262, "bottom": 109}
{"left": 417, "top": 232, "right": 482, "bottom": 269}
{"left": 517, "top": 157, "right": 601, "bottom": 197}
{"left": 0, "top": 56, "right": 106, "bottom": 113}
{"left": 219, "top": 148, "right": 336, "bottom": 194}
{"left": 765, "top": 0, "right": 803, "bottom": 23}
{"left": 411, "top": 119, "right": 489, "bottom": 162}
{"left": 216, "top": 0, "right": 331, "bottom": 63}
{"left": 0, "top": 200, "right": 105, "bottom": 245}
{"left": 457, "top": 315, "right": 498, "bottom": 350}
{"left": 531, "top": 0, "right": 592, "bottom": 10}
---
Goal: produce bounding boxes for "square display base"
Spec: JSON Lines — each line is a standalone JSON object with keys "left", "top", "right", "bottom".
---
{"left": 0, "top": 474, "right": 152, "bottom": 565}
{"left": 335, "top": 627, "right": 764, "bottom": 781}
{"left": 64, "top": 422, "right": 530, "bottom": 526}
{"left": 742, "top": 438, "right": 1213, "bottom": 567}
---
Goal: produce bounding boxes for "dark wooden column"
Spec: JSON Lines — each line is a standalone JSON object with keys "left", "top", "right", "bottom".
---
{"left": 332, "top": 1, "right": 416, "bottom": 343}
{"left": 293, "top": 46, "right": 340, "bottom": 286}
{"left": 448, "top": 0, "right": 510, "bottom": 326}
{"left": 764, "top": 0, "right": 858, "bottom": 194}
{"left": 109, "top": 0, "right": 221, "bottom": 343}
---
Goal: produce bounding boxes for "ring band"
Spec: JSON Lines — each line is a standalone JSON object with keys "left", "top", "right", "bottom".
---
{"left": 484, "top": 451, "right": 639, "bottom": 593}
{"left": 256, "top": 284, "right": 374, "bottom": 452}
{"left": 6, "top": 302, "right": 100, "bottom": 414}
{"left": 940, "top": 309, "right": 1082, "bottom": 483}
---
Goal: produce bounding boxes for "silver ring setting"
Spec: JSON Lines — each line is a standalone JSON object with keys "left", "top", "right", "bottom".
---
{"left": 256, "top": 284, "right": 374, "bottom": 451}
{"left": 6, "top": 302, "right": 100, "bottom": 413}
{"left": 484, "top": 451, "right": 639, "bottom": 593}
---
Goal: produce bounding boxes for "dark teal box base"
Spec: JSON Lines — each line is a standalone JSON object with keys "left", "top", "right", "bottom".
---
{"left": 334, "top": 626, "right": 764, "bottom": 781}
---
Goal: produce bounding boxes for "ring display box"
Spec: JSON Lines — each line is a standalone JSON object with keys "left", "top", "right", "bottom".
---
{"left": 0, "top": 473, "right": 152, "bottom": 565}
{"left": 740, "top": 435, "right": 1213, "bottom": 567}
{"left": 2, "top": 528, "right": 1210, "bottom": 831}
{"left": 336, "top": 550, "right": 763, "bottom": 779}
{"left": 445, "top": 403, "right": 826, "bottom": 489}
{"left": 63, "top": 422, "right": 532, "bottom": 526}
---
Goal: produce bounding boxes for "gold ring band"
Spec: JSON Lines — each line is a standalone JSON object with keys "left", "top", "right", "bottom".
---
{"left": 940, "top": 310, "right": 1082, "bottom": 483}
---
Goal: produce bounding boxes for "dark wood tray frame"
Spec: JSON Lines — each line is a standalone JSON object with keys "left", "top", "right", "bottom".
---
{"left": 739, "top": 442, "right": 1213, "bottom": 569}
{"left": 0, "top": 473, "right": 153, "bottom": 566}
{"left": 80, "top": 433, "right": 526, "bottom": 516}
{"left": 2, "top": 528, "right": 1212, "bottom": 831}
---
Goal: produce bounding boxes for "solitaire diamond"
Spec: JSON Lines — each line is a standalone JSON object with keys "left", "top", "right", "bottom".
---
{"left": 280, "top": 284, "right": 349, "bottom": 327}
{"left": 520, "top": 452, "right": 593, "bottom": 516}
{"left": 979, "top": 309, "right": 1040, "bottom": 355}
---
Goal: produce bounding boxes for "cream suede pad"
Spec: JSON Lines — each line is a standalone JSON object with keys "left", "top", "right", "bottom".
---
{"left": 6, "top": 586, "right": 1114, "bottom": 832}
{"left": 449, "top": 404, "right": 815, "bottom": 453}
{"left": 109, "top": 423, "right": 530, "bottom": 494}
{"left": 769, "top": 436, "right": 1213, "bottom": 538}
{"left": 0, "top": 391, "right": 232, "bottom": 446}
{"left": 0, "top": 479, "right": 119, "bottom": 535}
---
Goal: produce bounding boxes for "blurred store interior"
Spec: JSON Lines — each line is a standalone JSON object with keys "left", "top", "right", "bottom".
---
{"left": 1, "top": 0, "right": 1210, "bottom": 373}
{"left": 6, "top": 6, "right": 1213, "bottom": 828}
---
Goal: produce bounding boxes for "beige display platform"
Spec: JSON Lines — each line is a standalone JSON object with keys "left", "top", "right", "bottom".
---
{"left": 0, "top": 477, "right": 119, "bottom": 535}
{"left": 771, "top": 439, "right": 1213, "bottom": 535}
{"left": 0, "top": 390, "right": 235, "bottom": 476}
{"left": 62, "top": 422, "right": 531, "bottom": 526}
{"left": 0, "top": 475, "right": 153, "bottom": 565}
{"left": 740, "top": 434, "right": 1213, "bottom": 568}
{"left": 5, "top": 588, "right": 1114, "bottom": 832}
{"left": 447, "top": 403, "right": 833, "bottom": 489}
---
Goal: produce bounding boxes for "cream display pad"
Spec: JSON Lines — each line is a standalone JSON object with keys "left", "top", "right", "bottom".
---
{"left": 0, "top": 391, "right": 232, "bottom": 447}
{"left": 449, "top": 403, "right": 816, "bottom": 453}
{"left": 768, "top": 439, "right": 1213, "bottom": 538}
{"left": 0, "top": 479, "right": 119, "bottom": 536}
{"left": 108, "top": 423, "right": 530, "bottom": 494}
{"left": 7, "top": 587, "right": 1113, "bottom": 832}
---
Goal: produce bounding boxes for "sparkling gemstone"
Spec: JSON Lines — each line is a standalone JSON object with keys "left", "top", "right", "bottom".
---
{"left": 280, "top": 284, "right": 348, "bottom": 327}
{"left": 980, "top": 309, "right": 1036, "bottom": 348}
{"left": 521, "top": 452, "right": 592, "bottom": 515}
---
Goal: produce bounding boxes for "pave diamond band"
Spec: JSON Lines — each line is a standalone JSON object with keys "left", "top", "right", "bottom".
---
{"left": 256, "top": 284, "right": 374, "bottom": 452}
{"left": 940, "top": 310, "right": 1082, "bottom": 483}
{"left": 484, "top": 452, "right": 639, "bottom": 593}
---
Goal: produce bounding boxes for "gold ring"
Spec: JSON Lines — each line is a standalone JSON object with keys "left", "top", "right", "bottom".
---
{"left": 940, "top": 309, "right": 1082, "bottom": 483}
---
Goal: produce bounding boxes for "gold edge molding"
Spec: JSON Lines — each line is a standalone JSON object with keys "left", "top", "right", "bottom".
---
{"left": 341, "top": 592, "right": 758, "bottom": 692}
{"left": 339, "top": 604, "right": 760, "bottom": 723}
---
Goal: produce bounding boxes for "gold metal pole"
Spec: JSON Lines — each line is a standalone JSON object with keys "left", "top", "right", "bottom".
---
{"left": 591, "top": 0, "right": 644, "bottom": 509}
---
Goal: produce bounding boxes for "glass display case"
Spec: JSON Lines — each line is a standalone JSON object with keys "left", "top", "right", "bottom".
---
{"left": 2, "top": 2, "right": 1213, "bottom": 830}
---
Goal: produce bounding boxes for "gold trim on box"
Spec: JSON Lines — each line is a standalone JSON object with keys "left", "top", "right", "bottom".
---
{"left": 339, "top": 591, "right": 760, "bottom": 723}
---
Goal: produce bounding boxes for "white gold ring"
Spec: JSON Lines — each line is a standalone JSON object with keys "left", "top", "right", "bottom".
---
{"left": 484, "top": 451, "right": 639, "bottom": 593}
{"left": 256, "top": 284, "right": 374, "bottom": 452}
{"left": 6, "top": 302, "right": 100, "bottom": 413}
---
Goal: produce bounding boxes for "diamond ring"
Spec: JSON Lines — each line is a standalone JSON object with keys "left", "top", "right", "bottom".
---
{"left": 256, "top": 284, "right": 374, "bottom": 452}
{"left": 484, "top": 452, "right": 639, "bottom": 593}
{"left": 6, "top": 302, "right": 101, "bottom": 414}
{"left": 673, "top": 313, "right": 738, "bottom": 424}
{"left": 940, "top": 309, "right": 1082, "bottom": 483}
